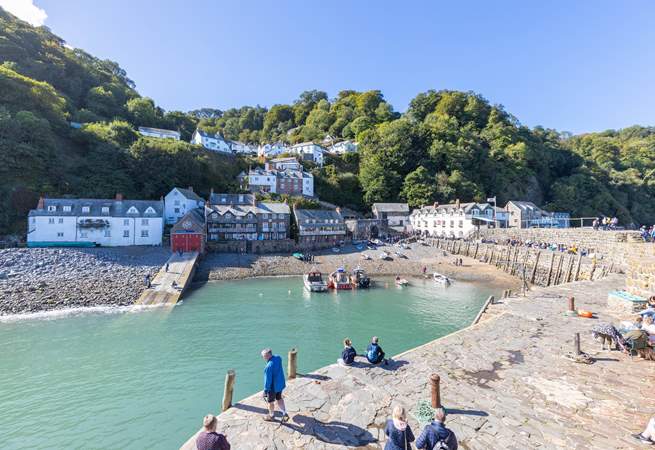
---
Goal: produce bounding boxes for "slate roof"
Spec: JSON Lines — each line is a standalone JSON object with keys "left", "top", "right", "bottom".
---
{"left": 29, "top": 198, "right": 163, "bottom": 218}
{"left": 294, "top": 209, "right": 344, "bottom": 226}
{"left": 138, "top": 126, "right": 180, "bottom": 137}
{"left": 206, "top": 202, "right": 290, "bottom": 217}
{"left": 210, "top": 193, "right": 255, "bottom": 206}
{"left": 174, "top": 187, "right": 204, "bottom": 202}
{"left": 373, "top": 203, "right": 410, "bottom": 214}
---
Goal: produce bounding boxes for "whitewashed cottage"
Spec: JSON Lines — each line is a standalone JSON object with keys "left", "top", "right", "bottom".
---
{"left": 164, "top": 187, "right": 205, "bottom": 225}
{"left": 191, "top": 129, "right": 232, "bottom": 153}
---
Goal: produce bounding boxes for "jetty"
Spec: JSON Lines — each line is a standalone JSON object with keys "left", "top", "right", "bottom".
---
{"left": 136, "top": 251, "right": 199, "bottom": 306}
{"left": 181, "top": 274, "right": 655, "bottom": 449}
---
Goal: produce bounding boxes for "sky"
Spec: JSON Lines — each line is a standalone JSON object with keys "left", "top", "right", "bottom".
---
{"left": 3, "top": 0, "right": 655, "bottom": 134}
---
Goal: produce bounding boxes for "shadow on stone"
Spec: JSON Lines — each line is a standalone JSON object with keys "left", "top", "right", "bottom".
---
{"left": 350, "top": 358, "right": 409, "bottom": 371}
{"left": 232, "top": 403, "right": 269, "bottom": 414}
{"left": 445, "top": 408, "right": 489, "bottom": 417}
{"left": 282, "top": 414, "right": 377, "bottom": 446}
{"left": 297, "top": 373, "right": 331, "bottom": 381}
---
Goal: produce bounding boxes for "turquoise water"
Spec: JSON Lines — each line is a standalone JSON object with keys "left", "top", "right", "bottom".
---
{"left": 0, "top": 276, "right": 498, "bottom": 450}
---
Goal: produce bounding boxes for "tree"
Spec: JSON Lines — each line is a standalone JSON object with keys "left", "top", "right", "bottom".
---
{"left": 126, "top": 97, "right": 160, "bottom": 127}
{"left": 401, "top": 166, "right": 437, "bottom": 207}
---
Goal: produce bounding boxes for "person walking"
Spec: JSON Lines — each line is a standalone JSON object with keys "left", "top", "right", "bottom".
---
{"left": 384, "top": 405, "right": 415, "bottom": 450}
{"left": 195, "top": 414, "right": 230, "bottom": 450}
{"left": 144, "top": 273, "right": 151, "bottom": 288}
{"left": 261, "top": 348, "right": 289, "bottom": 422}
{"left": 415, "top": 407, "right": 458, "bottom": 449}
{"left": 165, "top": 262, "right": 169, "bottom": 272}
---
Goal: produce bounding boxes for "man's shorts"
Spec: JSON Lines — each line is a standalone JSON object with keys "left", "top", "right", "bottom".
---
{"left": 264, "top": 391, "right": 282, "bottom": 403}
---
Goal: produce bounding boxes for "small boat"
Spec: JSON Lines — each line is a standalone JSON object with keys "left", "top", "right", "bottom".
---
{"left": 304, "top": 271, "right": 328, "bottom": 292}
{"left": 355, "top": 244, "right": 365, "bottom": 251}
{"left": 351, "top": 267, "right": 370, "bottom": 288}
{"left": 331, "top": 247, "right": 341, "bottom": 253}
{"left": 433, "top": 272, "right": 451, "bottom": 286}
{"left": 379, "top": 251, "right": 392, "bottom": 261}
{"left": 361, "top": 253, "right": 372, "bottom": 260}
{"left": 293, "top": 252, "right": 305, "bottom": 261}
{"left": 394, "top": 252, "right": 408, "bottom": 259}
{"left": 328, "top": 268, "right": 353, "bottom": 290}
{"left": 395, "top": 277, "right": 409, "bottom": 286}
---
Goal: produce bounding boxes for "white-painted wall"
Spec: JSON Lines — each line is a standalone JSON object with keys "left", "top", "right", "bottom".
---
{"left": 164, "top": 188, "right": 205, "bottom": 225}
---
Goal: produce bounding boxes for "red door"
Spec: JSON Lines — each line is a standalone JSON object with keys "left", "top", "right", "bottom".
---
{"left": 172, "top": 233, "right": 201, "bottom": 252}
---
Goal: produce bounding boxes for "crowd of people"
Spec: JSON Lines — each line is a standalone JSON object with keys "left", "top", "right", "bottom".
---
{"left": 193, "top": 337, "right": 459, "bottom": 450}
{"left": 480, "top": 237, "right": 589, "bottom": 256}
{"left": 592, "top": 216, "right": 619, "bottom": 230}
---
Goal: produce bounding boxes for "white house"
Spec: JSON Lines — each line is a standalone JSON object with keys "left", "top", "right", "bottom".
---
{"left": 372, "top": 203, "right": 410, "bottom": 229}
{"left": 241, "top": 157, "right": 314, "bottom": 197}
{"left": 257, "top": 143, "right": 289, "bottom": 158}
{"left": 27, "top": 195, "right": 164, "bottom": 247}
{"left": 191, "top": 129, "right": 232, "bottom": 153}
{"left": 330, "top": 140, "right": 358, "bottom": 155}
{"left": 164, "top": 187, "right": 205, "bottom": 225}
{"left": 410, "top": 201, "right": 495, "bottom": 238}
{"left": 290, "top": 142, "right": 325, "bottom": 166}
{"left": 230, "top": 141, "right": 257, "bottom": 154}
{"left": 138, "top": 126, "right": 181, "bottom": 140}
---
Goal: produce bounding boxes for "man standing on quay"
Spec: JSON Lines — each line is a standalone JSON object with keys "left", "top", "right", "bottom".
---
{"left": 261, "top": 348, "right": 290, "bottom": 422}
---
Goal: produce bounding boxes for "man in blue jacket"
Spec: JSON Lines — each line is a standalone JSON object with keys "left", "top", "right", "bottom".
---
{"left": 261, "top": 348, "right": 289, "bottom": 422}
{"left": 416, "top": 408, "right": 458, "bottom": 449}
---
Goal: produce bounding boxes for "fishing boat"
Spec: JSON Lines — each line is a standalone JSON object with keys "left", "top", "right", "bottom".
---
{"left": 303, "top": 270, "right": 328, "bottom": 292}
{"left": 328, "top": 268, "right": 353, "bottom": 290}
{"left": 433, "top": 272, "right": 451, "bottom": 286}
{"left": 351, "top": 267, "right": 370, "bottom": 288}
{"left": 395, "top": 276, "right": 409, "bottom": 286}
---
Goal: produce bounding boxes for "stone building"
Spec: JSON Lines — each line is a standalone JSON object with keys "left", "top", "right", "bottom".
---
{"left": 294, "top": 209, "right": 346, "bottom": 249}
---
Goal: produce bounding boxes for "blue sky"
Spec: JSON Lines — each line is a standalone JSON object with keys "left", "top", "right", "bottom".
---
{"left": 10, "top": 0, "right": 655, "bottom": 133}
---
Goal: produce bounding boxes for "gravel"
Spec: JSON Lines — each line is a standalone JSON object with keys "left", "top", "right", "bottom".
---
{"left": 0, "top": 247, "right": 169, "bottom": 315}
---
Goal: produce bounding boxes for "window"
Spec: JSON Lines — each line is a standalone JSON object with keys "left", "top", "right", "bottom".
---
{"left": 80, "top": 231, "right": 88, "bottom": 238}
{"left": 141, "top": 230, "right": 149, "bottom": 238}
{"left": 127, "top": 206, "right": 139, "bottom": 214}
{"left": 101, "top": 207, "right": 109, "bottom": 214}
{"left": 123, "top": 230, "right": 130, "bottom": 238}
{"left": 57, "top": 232, "right": 64, "bottom": 237}
{"left": 58, "top": 218, "right": 64, "bottom": 224}
{"left": 48, "top": 205, "right": 56, "bottom": 212}
{"left": 141, "top": 219, "right": 149, "bottom": 226}
{"left": 48, "top": 218, "right": 55, "bottom": 224}
{"left": 104, "top": 230, "right": 111, "bottom": 237}
{"left": 145, "top": 207, "right": 156, "bottom": 214}
{"left": 123, "top": 219, "right": 130, "bottom": 226}
{"left": 174, "top": 200, "right": 180, "bottom": 206}
{"left": 174, "top": 208, "right": 180, "bottom": 213}
{"left": 63, "top": 205, "right": 72, "bottom": 212}
{"left": 82, "top": 206, "right": 90, "bottom": 213}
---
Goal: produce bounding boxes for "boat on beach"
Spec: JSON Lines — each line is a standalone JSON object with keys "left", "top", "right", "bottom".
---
{"left": 303, "top": 271, "right": 328, "bottom": 292}
{"left": 433, "top": 272, "right": 451, "bottom": 286}
{"left": 351, "top": 267, "right": 370, "bottom": 288}
{"left": 328, "top": 268, "right": 353, "bottom": 290}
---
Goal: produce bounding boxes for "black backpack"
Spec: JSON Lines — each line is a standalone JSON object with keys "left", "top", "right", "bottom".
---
{"left": 431, "top": 429, "right": 457, "bottom": 450}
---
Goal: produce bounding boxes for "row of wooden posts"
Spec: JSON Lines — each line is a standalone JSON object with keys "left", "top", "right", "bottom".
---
{"left": 428, "top": 238, "right": 610, "bottom": 286}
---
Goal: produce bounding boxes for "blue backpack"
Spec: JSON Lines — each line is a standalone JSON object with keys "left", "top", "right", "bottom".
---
{"left": 367, "top": 344, "right": 379, "bottom": 362}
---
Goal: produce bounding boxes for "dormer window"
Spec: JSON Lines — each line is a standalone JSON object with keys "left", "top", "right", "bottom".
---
{"left": 101, "top": 207, "right": 109, "bottom": 214}
{"left": 82, "top": 206, "right": 90, "bottom": 213}
{"left": 63, "top": 205, "right": 72, "bottom": 212}
{"left": 145, "top": 207, "right": 155, "bottom": 214}
{"left": 127, "top": 206, "right": 139, "bottom": 214}
{"left": 47, "top": 205, "right": 56, "bottom": 212}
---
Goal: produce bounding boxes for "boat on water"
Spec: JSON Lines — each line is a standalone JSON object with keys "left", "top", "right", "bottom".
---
{"left": 433, "top": 272, "right": 451, "bottom": 286}
{"left": 303, "top": 271, "right": 328, "bottom": 292}
{"left": 351, "top": 267, "right": 370, "bottom": 288}
{"left": 328, "top": 268, "right": 353, "bottom": 290}
{"left": 395, "top": 276, "right": 409, "bottom": 286}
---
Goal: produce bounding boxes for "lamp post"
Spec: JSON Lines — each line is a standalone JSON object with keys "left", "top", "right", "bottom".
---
{"left": 487, "top": 196, "right": 497, "bottom": 228}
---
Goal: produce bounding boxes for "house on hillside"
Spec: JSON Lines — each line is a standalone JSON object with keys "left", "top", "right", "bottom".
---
{"left": 170, "top": 208, "right": 206, "bottom": 253}
{"left": 138, "top": 126, "right": 181, "bottom": 140}
{"left": 410, "top": 201, "right": 495, "bottom": 238}
{"left": 329, "top": 140, "right": 358, "bottom": 155}
{"left": 191, "top": 129, "right": 232, "bottom": 153}
{"left": 240, "top": 157, "right": 314, "bottom": 197}
{"left": 372, "top": 203, "right": 410, "bottom": 230}
{"left": 257, "top": 143, "right": 289, "bottom": 158}
{"left": 294, "top": 209, "right": 346, "bottom": 249}
{"left": 230, "top": 141, "right": 257, "bottom": 154}
{"left": 164, "top": 187, "right": 205, "bottom": 225}
{"left": 290, "top": 142, "right": 325, "bottom": 166}
{"left": 27, "top": 194, "right": 164, "bottom": 247}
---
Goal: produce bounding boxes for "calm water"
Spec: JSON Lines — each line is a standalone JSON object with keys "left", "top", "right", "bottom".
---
{"left": 0, "top": 276, "right": 498, "bottom": 450}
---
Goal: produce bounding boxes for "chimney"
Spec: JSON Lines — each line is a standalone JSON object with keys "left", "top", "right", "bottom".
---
{"left": 336, "top": 207, "right": 341, "bottom": 215}
{"left": 116, "top": 193, "right": 123, "bottom": 201}
{"left": 455, "top": 198, "right": 460, "bottom": 209}
{"left": 37, "top": 196, "right": 45, "bottom": 210}
{"left": 433, "top": 202, "right": 438, "bottom": 209}
{"left": 251, "top": 195, "right": 256, "bottom": 206}
{"left": 188, "top": 186, "right": 194, "bottom": 192}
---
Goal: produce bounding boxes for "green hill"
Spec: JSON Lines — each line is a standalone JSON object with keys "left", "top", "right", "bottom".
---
{"left": 1, "top": 6, "right": 654, "bottom": 237}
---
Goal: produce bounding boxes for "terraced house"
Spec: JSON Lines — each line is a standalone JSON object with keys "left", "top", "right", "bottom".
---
{"left": 410, "top": 201, "right": 494, "bottom": 238}
{"left": 27, "top": 194, "right": 164, "bottom": 247}
{"left": 205, "top": 194, "right": 290, "bottom": 241}
{"left": 294, "top": 209, "right": 346, "bottom": 249}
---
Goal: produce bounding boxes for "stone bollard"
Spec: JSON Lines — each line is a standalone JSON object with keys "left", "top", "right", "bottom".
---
{"left": 222, "top": 369, "right": 236, "bottom": 412}
{"left": 430, "top": 373, "right": 441, "bottom": 409}
{"left": 574, "top": 333, "right": 581, "bottom": 356}
{"left": 568, "top": 296, "right": 575, "bottom": 312}
{"left": 288, "top": 348, "right": 297, "bottom": 379}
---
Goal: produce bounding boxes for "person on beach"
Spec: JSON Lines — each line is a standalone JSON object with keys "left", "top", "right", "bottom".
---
{"left": 261, "top": 348, "right": 290, "bottom": 423}
{"left": 366, "top": 336, "right": 387, "bottom": 365}
{"left": 144, "top": 273, "right": 151, "bottom": 288}
{"left": 632, "top": 416, "right": 655, "bottom": 445}
{"left": 422, "top": 266, "right": 427, "bottom": 276}
{"left": 384, "top": 405, "right": 415, "bottom": 450}
{"left": 415, "top": 407, "right": 458, "bottom": 450}
{"left": 338, "top": 338, "right": 357, "bottom": 366}
{"left": 196, "top": 414, "right": 230, "bottom": 450}
{"left": 165, "top": 262, "right": 169, "bottom": 272}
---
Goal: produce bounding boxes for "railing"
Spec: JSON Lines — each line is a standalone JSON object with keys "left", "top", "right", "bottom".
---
{"left": 519, "top": 217, "right": 612, "bottom": 229}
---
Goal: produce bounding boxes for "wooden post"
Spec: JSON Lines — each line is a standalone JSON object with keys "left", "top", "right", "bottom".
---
{"left": 574, "top": 254, "right": 582, "bottom": 281}
{"left": 430, "top": 373, "right": 442, "bottom": 408}
{"left": 555, "top": 254, "right": 565, "bottom": 284}
{"left": 288, "top": 348, "right": 297, "bottom": 379}
{"left": 221, "top": 369, "right": 236, "bottom": 412}
{"left": 530, "top": 251, "right": 540, "bottom": 284}
{"left": 473, "top": 243, "right": 479, "bottom": 259}
{"left": 565, "top": 255, "right": 575, "bottom": 283}
{"left": 489, "top": 247, "right": 495, "bottom": 265}
{"left": 574, "top": 333, "right": 581, "bottom": 356}
{"left": 568, "top": 296, "right": 575, "bottom": 312}
{"left": 546, "top": 252, "right": 555, "bottom": 286}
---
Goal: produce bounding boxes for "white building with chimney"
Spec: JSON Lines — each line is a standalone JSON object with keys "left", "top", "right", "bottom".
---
{"left": 191, "top": 129, "right": 232, "bottom": 153}
{"left": 410, "top": 201, "right": 495, "bottom": 238}
{"left": 27, "top": 195, "right": 164, "bottom": 247}
{"left": 290, "top": 142, "right": 325, "bottom": 166}
{"left": 164, "top": 187, "right": 206, "bottom": 225}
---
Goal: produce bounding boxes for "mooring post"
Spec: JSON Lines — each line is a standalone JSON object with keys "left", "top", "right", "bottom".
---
{"left": 530, "top": 251, "right": 541, "bottom": 284}
{"left": 473, "top": 243, "right": 479, "bottom": 259}
{"left": 430, "top": 373, "right": 441, "bottom": 409}
{"left": 568, "top": 296, "right": 575, "bottom": 312}
{"left": 574, "top": 333, "right": 581, "bottom": 356}
{"left": 546, "top": 252, "right": 555, "bottom": 286}
{"left": 574, "top": 253, "right": 582, "bottom": 281}
{"left": 288, "top": 348, "right": 297, "bottom": 379}
{"left": 221, "top": 369, "right": 236, "bottom": 412}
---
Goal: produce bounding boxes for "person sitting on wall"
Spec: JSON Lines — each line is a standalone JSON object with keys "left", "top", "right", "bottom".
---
{"left": 366, "top": 336, "right": 387, "bottom": 365}
{"left": 338, "top": 338, "right": 357, "bottom": 366}
{"left": 195, "top": 414, "right": 230, "bottom": 450}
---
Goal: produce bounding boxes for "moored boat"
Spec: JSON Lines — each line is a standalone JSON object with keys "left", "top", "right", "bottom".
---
{"left": 433, "top": 272, "right": 451, "bottom": 286}
{"left": 395, "top": 276, "right": 409, "bottom": 286}
{"left": 328, "top": 268, "right": 353, "bottom": 290}
{"left": 303, "top": 271, "right": 328, "bottom": 292}
{"left": 351, "top": 267, "right": 370, "bottom": 288}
